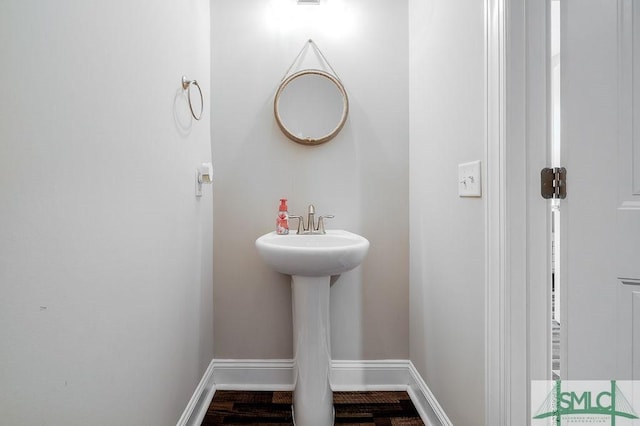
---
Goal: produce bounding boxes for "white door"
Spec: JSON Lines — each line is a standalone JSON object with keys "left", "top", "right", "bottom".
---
{"left": 561, "top": 0, "right": 640, "bottom": 380}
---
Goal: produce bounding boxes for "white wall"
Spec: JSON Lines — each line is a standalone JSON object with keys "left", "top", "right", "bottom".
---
{"left": 211, "top": 0, "right": 409, "bottom": 360}
{"left": 0, "top": 1, "right": 213, "bottom": 425}
{"left": 409, "top": 1, "right": 486, "bottom": 425}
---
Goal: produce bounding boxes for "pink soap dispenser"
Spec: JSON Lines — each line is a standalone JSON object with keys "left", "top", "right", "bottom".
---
{"left": 276, "top": 198, "right": 289, "bottom": 235}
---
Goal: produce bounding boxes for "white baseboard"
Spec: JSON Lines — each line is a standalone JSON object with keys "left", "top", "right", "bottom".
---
{"left": 407, "top": 361, "right": 453, "bottom": 426}
{"left": 176, "top": 360, "right": 216, "bottom": 426}
{"left": 331, "top": 359, "right": 412, "bottom": 391}
{"left": 212, "top": 359, "right": 295, "bottom": 391}
{"left": 178, "top": 358, "right": 452, "bottom": 426}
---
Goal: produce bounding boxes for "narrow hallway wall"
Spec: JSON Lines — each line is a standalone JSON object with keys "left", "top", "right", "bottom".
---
{"left": 409, "top": 0, "right": 487, "bottom": 425}
{"left": 0, "top": 1, "right": 213, "bottom": 424}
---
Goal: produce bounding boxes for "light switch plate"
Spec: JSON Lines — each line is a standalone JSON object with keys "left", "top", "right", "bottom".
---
{"left": 458, "top": 160, "right": 482, "bottom": 197}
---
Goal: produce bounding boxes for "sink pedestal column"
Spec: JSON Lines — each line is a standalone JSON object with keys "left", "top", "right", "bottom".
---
{"left": 291, "top": 275, "right": 333, "bottom": 426}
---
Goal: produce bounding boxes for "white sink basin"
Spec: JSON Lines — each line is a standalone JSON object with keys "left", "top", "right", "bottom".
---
{"left": 255, "top": 230, "right": 370, "bottom": 277}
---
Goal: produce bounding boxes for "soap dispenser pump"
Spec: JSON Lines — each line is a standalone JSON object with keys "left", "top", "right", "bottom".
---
{"left": 276, "top": 198, "right": 289, "bottom": 235}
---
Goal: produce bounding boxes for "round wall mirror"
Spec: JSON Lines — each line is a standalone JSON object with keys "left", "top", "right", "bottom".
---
{"left": 274, "top": 70, "right": 349, "bottom": 145}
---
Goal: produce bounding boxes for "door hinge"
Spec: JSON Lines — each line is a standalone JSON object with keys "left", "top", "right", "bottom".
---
{"left": 541, "top": 167, "right": 567, "bottom": 199}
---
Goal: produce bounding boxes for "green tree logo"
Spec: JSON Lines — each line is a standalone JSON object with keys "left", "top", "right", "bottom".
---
{"left": 533, "top": 381, "right": 639, "bottom": 425}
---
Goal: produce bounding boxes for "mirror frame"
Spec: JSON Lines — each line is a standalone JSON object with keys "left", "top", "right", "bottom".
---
{"left": 274, "top": 69, "right": 349, "bottom": 146}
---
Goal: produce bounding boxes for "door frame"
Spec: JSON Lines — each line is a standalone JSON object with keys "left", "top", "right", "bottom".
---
{"left": 485, "top": 0, "right": 551, "bottom": 424}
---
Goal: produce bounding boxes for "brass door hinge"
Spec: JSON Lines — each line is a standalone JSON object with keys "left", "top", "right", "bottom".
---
{"left": 541, "top": 167, "right": 567, "bottom": 199}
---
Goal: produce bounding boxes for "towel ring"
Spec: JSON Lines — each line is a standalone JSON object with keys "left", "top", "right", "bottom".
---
{"left": 181, "top": 76, "right": 203, "bottom": 121}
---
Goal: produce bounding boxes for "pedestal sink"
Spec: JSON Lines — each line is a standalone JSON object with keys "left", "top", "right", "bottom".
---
{"left": 255, "top": 230, "right": 370, "bottom": 426}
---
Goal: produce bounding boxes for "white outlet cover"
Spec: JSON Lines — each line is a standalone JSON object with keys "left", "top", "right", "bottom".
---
{"left": 458, "top": 160, "right": 482, "bottom": 197}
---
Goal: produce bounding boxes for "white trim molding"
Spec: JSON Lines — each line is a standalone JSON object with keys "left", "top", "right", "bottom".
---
{"left": 213, "top": 359, "right": 295, "bottom": 391}
{"left": 176, "top": 360, "right": 216, "bottom": 426}
{"left": 485, "top": 0, "right": 510, "bottom": 424}
{"left": 488, "top": 0, "right": 555, "bottom": 424}
{"left": 407, "top": 362, "right": 454, "bottom": 426}
{"left": 178, "top": 359, "right": 452, "bottom": 426}
{"left": 331, "top": 359, "right": 411, "bottom": 391}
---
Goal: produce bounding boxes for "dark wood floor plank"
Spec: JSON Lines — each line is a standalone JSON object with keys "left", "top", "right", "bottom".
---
{"left": 201, "top": 391, "right": 424, "bottom": 425}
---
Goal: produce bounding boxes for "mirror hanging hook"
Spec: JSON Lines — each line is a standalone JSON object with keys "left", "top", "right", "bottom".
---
{"left": 279, "top": 39, "right": 343, "bottom": 83}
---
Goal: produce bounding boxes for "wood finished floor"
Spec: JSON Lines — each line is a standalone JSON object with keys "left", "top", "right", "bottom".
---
{"left": 201, "top": 390, "right": 424, "bottom": 425}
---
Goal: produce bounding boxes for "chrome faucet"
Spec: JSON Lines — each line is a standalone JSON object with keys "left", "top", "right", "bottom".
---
{"left": 289, "top": 204, "right": 334, "bottom": 235}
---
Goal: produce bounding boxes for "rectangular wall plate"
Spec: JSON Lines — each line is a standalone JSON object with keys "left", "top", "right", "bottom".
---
{"left": 458, "top": 160, "right": 482, "bottom": 197}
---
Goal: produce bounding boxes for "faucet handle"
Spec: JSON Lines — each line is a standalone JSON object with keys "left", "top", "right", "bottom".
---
{"left": 289, "top": 215, "right": 304, "bottom": 234}
{"left": 316, "top": 215, "right": 334, "bottom": 234}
